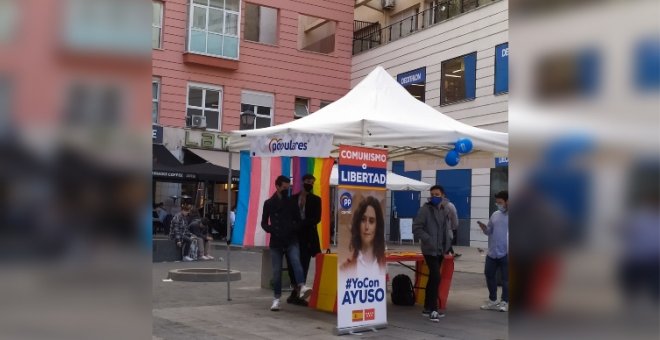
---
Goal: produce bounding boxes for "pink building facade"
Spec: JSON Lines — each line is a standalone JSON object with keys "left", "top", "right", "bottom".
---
{"left": 151, "top": 0, "right": 354, "bottom": 219}
{"left": 152, "top": 0, "right": 354, "bottom": 131}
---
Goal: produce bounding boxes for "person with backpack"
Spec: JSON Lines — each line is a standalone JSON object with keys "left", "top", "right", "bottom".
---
{"left": 412, "top": 185, "right": 455, "bottom": 322}
{"left": 189, "top": 217, "right": 214, "bottom": 260}
{"left": 436, "top": 186, "right": 461, "bottom": 258}
{"left": 169, "top": 202, "right": 195, "bottom": 261}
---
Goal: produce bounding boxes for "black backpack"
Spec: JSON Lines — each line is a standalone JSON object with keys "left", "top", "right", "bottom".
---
{"left": 391, "top": 274, "right": 415, "bottom": 306}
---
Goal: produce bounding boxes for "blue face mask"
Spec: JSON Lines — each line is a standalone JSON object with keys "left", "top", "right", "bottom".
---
{"left": 496, "top": 203, "right": 506, "bottom": 212}
{"left": 429, "top": 196, "right": 442, "bottom": 206}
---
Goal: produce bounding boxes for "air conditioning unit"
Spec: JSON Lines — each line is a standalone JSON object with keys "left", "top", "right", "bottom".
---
{"left": 381, "top": 0, "right": 395, "bottom": 10}
{"left": 190, "top": 115, "right": 206, "bottom": 128}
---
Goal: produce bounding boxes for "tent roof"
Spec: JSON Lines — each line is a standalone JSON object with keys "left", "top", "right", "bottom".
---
{"left": 330, "top": 165, "right": 431, "bottom": 191}
{"left": 228, "top": 66, "right": 508, "bottom": 157}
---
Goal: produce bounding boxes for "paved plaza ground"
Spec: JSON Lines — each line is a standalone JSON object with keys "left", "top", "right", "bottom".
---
{"left": 153, "top": 244, "right": 507, "bottom": 339}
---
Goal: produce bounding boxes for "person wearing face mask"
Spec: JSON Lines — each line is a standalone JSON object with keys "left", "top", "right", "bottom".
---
{"left": 413, "top": 185, "right": 455, "bottom": 322}
{"left": 285, "top": 174, "right": 322, "bottom": 306}
{"left": 261, "top": 175, "right": 312, "bottom": 311}
{"left": 477, "top": 190, "right": 509, "bottom": 312}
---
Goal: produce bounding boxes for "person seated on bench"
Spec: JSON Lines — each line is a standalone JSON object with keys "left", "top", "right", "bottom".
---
{"left": 189, "top": 218, "right": 214, "bottom": 260}
{"left": 169, "top": 202, "right": 194, "bottom": 261}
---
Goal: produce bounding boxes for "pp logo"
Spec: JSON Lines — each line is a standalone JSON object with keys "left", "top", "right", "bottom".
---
{"left": 339, "top": 192, "right": 352, "bottom": 210}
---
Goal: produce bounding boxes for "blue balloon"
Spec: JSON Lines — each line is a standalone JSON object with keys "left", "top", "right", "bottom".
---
{"left": 445, "top": 150, "right": 460, "bottom": 166}
{"left": 455, "top": 138, "right": 473, "bottom": 154}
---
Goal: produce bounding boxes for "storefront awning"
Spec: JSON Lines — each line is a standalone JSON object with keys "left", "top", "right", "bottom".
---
{"left": 186, "top": 148, "right": 240, "bottom": 171}
{"left": 153, "top": 145, "right": 198, "bottom": 182}
{"left": 183, "top": 148, "right": 240, "bottom": 183}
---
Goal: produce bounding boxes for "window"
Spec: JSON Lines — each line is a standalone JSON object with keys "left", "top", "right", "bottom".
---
{"left": 494, "top": 43, "right": 509, "bottom": 94}
{"left": 534, "top": 49, "right": 600, "bottom": 100}
{"left": 186, "top": 84, "right": 222, "bottom": 130}
{"left": 397, "top": 67, "right": 426, "bottom": 102}
{"left": 298, "top": 15, "right": 335, "bottom": 54}
{"left": 152, "top": 78, "right": 160, "bottom": 123}
{"left": 320, "top": 101, "right": 332, "bottom": 109}
{"left": 463, "top": 0, "right": 478, "bottom": 12}
{"left": 0, "top": 0, "right": 18, "bottom": 44}
{"left": 64, "top": 0, "right": 148, "bottom": 54}
{"left": 441, "top": 52, "right": 477, "bottom": 105}
{"left": 65, "top": 83, "right": 122, "bottom": 126}
{"left": 389, "top": 8, "right": 417, "bottom": 42}
{"left": 153, "top": 1, "right": 163, "bottom": 49}
{"left": 294, "top": 97, "right": 309, "bottom": 118}
{"left": 0, "top": 77, "right": 10, "bottom": 120}
{"left": 188, "top": 0, "right": 240, "bottom": 59}
{"left": 240, "top": 91, "right": 273, "bottom": 130}
{"left": 244, "top": 3, "right": 277, "bottom": 45}
{"left": 634, "top": 37, "right": 660, "bottom": 91}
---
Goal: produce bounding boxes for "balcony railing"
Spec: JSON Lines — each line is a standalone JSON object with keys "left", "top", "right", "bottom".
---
{"left": 352, "top": 0, "right": 499, "bottom": 55}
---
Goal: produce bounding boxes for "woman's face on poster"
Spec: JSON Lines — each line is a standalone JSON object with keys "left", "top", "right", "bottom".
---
{"left": 360, "top": 205, "right": 377, "bottom": 247}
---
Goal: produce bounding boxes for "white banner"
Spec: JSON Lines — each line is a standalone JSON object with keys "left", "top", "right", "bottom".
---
{"left": 336, "top": 189, "right": 388, "bottom": 332}
{"left": 250, "top": 133, "right": 333, "bottom": 158}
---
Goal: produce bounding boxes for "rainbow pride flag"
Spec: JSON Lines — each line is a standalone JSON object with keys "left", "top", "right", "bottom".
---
{"left": 232, "top": 152, "right": 333, "bottom": 249}
{"left": 291, "top": 157, "right": 334, "bottom": 250}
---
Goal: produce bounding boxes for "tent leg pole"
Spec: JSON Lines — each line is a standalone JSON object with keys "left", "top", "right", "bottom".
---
{"left": 333, "top": 188, "right": 338, "bottom": 247}
{"left": 226, "top": 152, "right": 233, "bottom": 301}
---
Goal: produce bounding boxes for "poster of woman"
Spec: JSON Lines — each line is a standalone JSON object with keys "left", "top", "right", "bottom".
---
{"left": 339, "top": 195, "right": 386, "bottom": 277}
{"left": 336, "top": 189, "right": 387, "bottom": 330}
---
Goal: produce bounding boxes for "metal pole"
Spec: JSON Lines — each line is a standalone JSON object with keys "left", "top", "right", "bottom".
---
{"left": 226, "top": 151, "right": 233, "bottom": 301}
{"left": 333, "top": 188, "right": 338, "bottom": 247}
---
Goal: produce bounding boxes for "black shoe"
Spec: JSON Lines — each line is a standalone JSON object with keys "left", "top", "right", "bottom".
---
{"left": 286, "top": 292, "right": 297, "bottom": 304}
{"left": 292, "top": 297, "right": 309, "bottom": 306}
{"left": 454, "top": 253, "right": 462, "bottom": 258}
{"left": 422, "top": 309, "right": 431, "bottom": 316}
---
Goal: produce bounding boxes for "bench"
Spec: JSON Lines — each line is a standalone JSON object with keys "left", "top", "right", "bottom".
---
{"left": 153, "top": 237, "right": 182, "bottom": 262}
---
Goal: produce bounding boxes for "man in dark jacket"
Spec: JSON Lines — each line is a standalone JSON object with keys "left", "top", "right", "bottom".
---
{"left": 286, "top": 174, "right": 322, "bottom": 305}
{"left": 261, "top": 175, "right": 312, "bottom": 311}
{"left": 413, "top": 185, "right": 454, "bottom": 322}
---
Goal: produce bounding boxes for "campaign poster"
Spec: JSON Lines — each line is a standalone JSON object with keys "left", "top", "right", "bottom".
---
{"left": 336, "top": 145, "right": 387, "bottom": 333}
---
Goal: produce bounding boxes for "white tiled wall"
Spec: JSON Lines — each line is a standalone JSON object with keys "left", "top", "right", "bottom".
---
{"left": 470, "top": 168, "right": 491, "bottom": 248}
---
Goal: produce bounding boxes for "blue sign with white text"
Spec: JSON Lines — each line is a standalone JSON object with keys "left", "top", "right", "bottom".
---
{"left": 338, "top": 165, "right": 387, "bottom": 188}
{"left": 397, "top": 67, "right": 426, "bottom": 86}
{"left": 495, "top": 157, "right": 509, "bottom": 167}
{"left": 152, "top": 124, "right": 164, "bottom": 144}
{"left": 495, "top": 43, "right": 509, "bottom": 94}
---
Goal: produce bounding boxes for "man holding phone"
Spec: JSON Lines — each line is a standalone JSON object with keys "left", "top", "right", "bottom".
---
{"left": 478, "top": 191, "right": 509, "bottom": 312}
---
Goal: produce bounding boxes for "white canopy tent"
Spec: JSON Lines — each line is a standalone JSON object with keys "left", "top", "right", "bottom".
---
{"left": 329, "top": 165, "right": 432, "bottom": 191}
{"left": 228, "top": 66, "right": 508, "bottom": 165}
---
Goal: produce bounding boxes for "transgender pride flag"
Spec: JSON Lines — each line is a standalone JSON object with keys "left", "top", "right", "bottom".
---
{"left": 232, "top": 151, "right": 333, "bottom": 248}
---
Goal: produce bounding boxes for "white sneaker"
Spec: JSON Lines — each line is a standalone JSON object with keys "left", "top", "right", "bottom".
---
{"left": 498, "top": 301, "right": 508, "bottom": 312}
{"left": 206, "top": 255, "right": 214, "bottom": 260}
{"left": 199, "top": 256, "right": 209, "bottom": 260}
{"left": 298, "top": 285, "right": 312, "bottom": 300}
{"left": 270, "top": 298, "right": 281, "bottom": 311}
{"left": 480, "top": 300, "right": 500, "bottom": 311}
{"left": 183, "top": 256, "right": 193, "bottom": 262}
{"left": 429, "top": 311, "right": 445, "bottom": 322}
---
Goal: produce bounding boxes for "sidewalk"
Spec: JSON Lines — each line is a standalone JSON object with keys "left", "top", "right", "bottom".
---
{"left": 153, "top": 245, "right": 505, "bottom": 339}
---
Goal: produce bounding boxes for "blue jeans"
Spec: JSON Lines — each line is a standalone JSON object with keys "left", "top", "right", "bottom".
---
{"left": 271, "top": 242, "right": 305, "bottom": 298}
{"left": 485, "top": 255, "right": 509, "bottom": 302}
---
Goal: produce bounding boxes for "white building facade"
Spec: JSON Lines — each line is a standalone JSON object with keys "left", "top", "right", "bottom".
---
{"left": 352, "top": 0, "right": 509, "bottom": 248}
